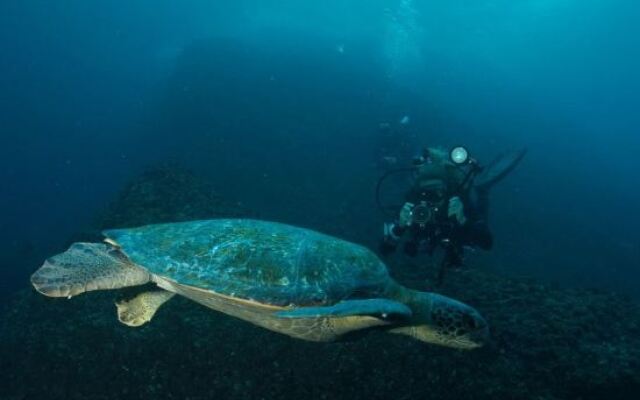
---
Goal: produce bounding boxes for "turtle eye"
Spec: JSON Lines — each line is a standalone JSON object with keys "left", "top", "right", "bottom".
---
{"left": 462, "top": 313, "right": 478, "bottom": 330}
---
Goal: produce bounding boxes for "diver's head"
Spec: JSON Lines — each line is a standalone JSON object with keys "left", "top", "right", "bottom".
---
{"left": 412, "top": 146, "right": 468, "bottom": 201}
{"left": 394, "top": 292, "right": 489, "bottom": 349}
{"left": 416, "top": 179, "right": 447, "bottom": 202}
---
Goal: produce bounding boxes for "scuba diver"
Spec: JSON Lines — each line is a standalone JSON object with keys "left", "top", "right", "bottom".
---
{"left": 377, "top": 145, "right": 526, "bottom": 283}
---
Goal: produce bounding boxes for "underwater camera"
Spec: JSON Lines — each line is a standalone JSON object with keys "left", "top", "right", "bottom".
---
{"left": 410, "top": 201, "right": 435, "bottom": 226}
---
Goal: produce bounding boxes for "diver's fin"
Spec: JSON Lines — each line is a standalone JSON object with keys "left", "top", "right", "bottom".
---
{"left": 30, "top": 243, "right": 150, "bottom": 298}
{"left": 116, "top": 290, "right": 175, "bottom": 327}
{"left": 275, "top": 299, "right": 412, "bottom": 319}
{"left": 474, "top": 148, "right": 527, "bottom": 189}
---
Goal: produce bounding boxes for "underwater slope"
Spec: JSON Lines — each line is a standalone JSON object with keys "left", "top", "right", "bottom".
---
{"left": 1, "top": 269, "right": 638, "bottom": 399}
{"left": 1, "top": 164, "right": 638, "bottom": 400}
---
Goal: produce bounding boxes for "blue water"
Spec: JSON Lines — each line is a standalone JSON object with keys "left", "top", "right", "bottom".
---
{"left": 0, "top": 0, "right": 638, "bottom": 307}
{"left": 1, "top": 2, "right": 640, "bottom": 398}
{"left": 2, "top": 0, "right": 637, "bottom": 296}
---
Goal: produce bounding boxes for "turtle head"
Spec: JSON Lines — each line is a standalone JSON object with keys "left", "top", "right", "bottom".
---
{"left": 392, "top": 292, "right": 489, "bottom": 350}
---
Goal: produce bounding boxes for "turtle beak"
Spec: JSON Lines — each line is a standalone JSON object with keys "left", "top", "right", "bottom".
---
{"left": 429, "top": 294, "right": 490, "bottom": 349}
{"left": 466, "top": 318, "right": 490, "bottom": 349}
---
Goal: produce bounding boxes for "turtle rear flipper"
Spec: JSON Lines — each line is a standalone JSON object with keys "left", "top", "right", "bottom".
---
{"left": 275, "top": 299, "right": 412, "bottom": 320}
{"left": 30, "top": 243, "right": 150, "bottom": 298}
{"left": 116, "top": 290, "right": 175, "bottom": 327}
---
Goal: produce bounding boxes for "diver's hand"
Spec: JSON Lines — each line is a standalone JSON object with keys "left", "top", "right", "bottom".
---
{"left": 398, "top": 202, "right": 414, "bottom": 227}
{"left": 448, "top": 197, "right": 467, "bottom": 225}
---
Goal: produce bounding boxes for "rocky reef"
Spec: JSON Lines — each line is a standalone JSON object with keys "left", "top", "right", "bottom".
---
{"left": 95, "top": 163, "right": 252, "bottom": 229}
{"left": 1, "top": 165, "right": 639, "bottom": 400}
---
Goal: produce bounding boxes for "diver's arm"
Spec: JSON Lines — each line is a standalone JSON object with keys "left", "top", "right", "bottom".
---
{"left": 384, "top": 202, "right": 413, "bottom": 240}
{"left": 385, "top": 222, "right": 406, "bottom": 240}
{"left": 380, "top": 202, "right": 414, "bottom": 255}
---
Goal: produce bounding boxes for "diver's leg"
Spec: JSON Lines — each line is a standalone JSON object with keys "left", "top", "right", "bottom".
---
{"left": 403, "top": 239, "right": 418, "bottom": 257}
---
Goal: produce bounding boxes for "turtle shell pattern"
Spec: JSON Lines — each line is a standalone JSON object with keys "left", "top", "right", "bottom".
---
{"left": 104, "top": 219, "right": 390, "bottom": 307}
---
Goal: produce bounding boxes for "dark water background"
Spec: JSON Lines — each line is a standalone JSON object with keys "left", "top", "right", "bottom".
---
{"left": 1, "top": 1, "right": 639, "bottom": 298}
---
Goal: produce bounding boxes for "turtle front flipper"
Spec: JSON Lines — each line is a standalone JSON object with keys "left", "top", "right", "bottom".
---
{"left": 272, "top": 299, "right": 412, "bottom": 341}
{"left": 275, "top": 299, "right": 412, "bottom": 319}
{"left": 116, "top": 290, "right": 175, "bottom": 327}
{"left": 31, "top": 243, "right": 150, "bottom": 298}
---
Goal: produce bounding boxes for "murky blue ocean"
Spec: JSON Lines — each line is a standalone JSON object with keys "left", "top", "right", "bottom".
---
{"left": 1, "top": 1, "right": 639, "bottom": 399}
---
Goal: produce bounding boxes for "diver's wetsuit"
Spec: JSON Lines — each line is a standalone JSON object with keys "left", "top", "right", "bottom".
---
{"left": 379, "top": 146, "right": 526, "bottom": 264}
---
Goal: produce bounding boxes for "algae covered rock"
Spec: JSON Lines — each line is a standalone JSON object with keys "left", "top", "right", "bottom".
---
{"left": 95, "top": 163, "right": 251, "bottom": 229}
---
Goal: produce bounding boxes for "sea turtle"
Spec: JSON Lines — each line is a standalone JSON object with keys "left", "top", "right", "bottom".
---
{"left": 31, "top": 219, "right": 489, "bottom": 349}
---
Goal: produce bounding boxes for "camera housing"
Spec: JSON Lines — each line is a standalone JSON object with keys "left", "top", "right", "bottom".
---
{"left": 410, "top": 201, "right": 439, "bottom": 227}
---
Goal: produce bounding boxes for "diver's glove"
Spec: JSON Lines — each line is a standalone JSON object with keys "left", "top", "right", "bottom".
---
{"left": 447, "top": 196, "right": 467, "bottom": 225}
{"left": 398, "top": 202, "right": 415, "bottom": 227}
